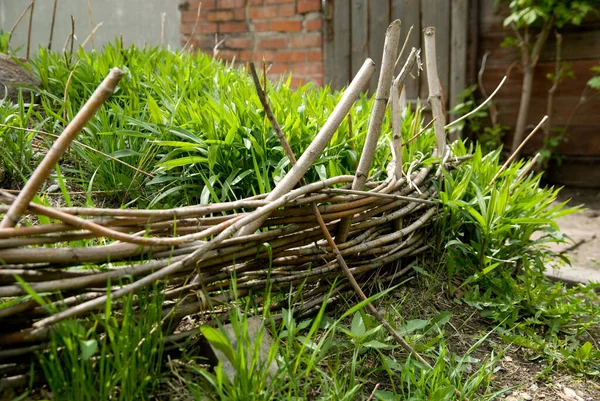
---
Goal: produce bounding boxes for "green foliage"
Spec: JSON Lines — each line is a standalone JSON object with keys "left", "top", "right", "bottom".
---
{"left": 0, "top": 31, "right": 10, "bottom": 54}
{"left": 503, "top": 0, "right": 598, "bottom": 28}
{"left": 587, "top": 64, "right": 600, "bottom": 90}
{"left": 438, "top": 141, "right": 600, "bottom": 376}
{"left": 38, "top": 285, "right": 166, "bottom": 400}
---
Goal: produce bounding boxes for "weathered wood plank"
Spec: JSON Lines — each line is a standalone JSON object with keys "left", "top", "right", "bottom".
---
{"left": 450, "top": 0, "right": 469, "bottom": 120}
{"left": 481, "top": 30, "right": 600, "bottom": 65}
{"left": 391, "top": 0, "right": 421, "bottom": 100}
{"left": 368, "top": 0, "right": 391, "bottom": 93}
{"left": 350, "top": 0, "right": 369, "bottom": 79}
{"left": 505, "top": 125, "right": 600, "bottom": 157}
{"left": 325, "top": 0, "right": 351, "bottom": 90}
{"left": 420, "top": 0, "right": 450, "bottom": 101}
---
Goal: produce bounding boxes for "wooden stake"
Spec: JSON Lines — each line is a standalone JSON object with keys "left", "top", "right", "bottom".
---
{"left": 338, "top": 20, "right": 401, "bottom": 242}
{"left": 0, "top": 68, "right": 125, "bottom": 228}
{"left": 423, "top": 27, "right": 447, "bottom": 156}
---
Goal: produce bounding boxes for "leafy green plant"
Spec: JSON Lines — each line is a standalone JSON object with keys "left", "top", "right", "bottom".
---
{"left": 438, "top": 141, "right": 600, "bottom": 377}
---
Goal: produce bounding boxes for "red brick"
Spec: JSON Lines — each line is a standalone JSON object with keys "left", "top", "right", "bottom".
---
{"left": 189, "top": 0, "right": 215, "bottom": 8}
{"left": 188, "top": 34, "right": 215, "bottom": 48}
{"left": 289, "top": 76, "right": 307, "bottom": 87}
{"left": 307, "top": 50, "right": 322, "bottom": 61}
{"left": 270, "top": 19, "right": 302, "bottom": 32}
{"left": 181, "top": 10, "right": 204, "bottom": 22}
{"left": 274, "top": 50, "right": 306, "bottom": 62}
{"left": 216, "top": 49, "right": 240, "bottom": 61}
{"left": 232, "top": 9, "right": 246, "bottom": 20}
{"left": 267, "top": 63, "right": 290, "bottom": 74}
{"left": 238, "top": 50, "right": 253, "bottom": 61}
{"left": 250, "top": 6, "right": 278, "bottom": 19}
{"left": 207, "top": 10, "right": 233, "bottom": 21}
{"left": 308, "top": 75, "right": 323, "bottom": 86}
{"left": 226, "top": 36, "right": 253, "bottom": 48}
{"left": 279, "top": 4, "right": 296, "bottom": 17}
{"left": 181, "top": 22, "right": 218, "bottom": 34}
{"left": 291, "top": 63, "right": 323, "bottom": 75}
{"left": 217, "top": 0, "right": 246, "bottom": 8}
{"left": 305, "top": 17, "right": 322, "bottom": 31}
{"left": 253, "top": 21, "right": 271, "bottom": 32}
{"left": 297, "top": 0, "right": 321, "bottom": 13}
{"left": 253, "top": 52, "right": 275, "bottom": 62}
{"left": 265, "top": 0, "right": 294, "bottom": 4}
{"left": 218, "top": 22, "right": 247, "bottom": 33}
{"left": 249, "top": 0, "right": 263, "bottom": 4}
{"left": 290, "top": 33, "right": 321, "bottom": 48}
{"left": 257, "top": 37, "right": 287, "bottom": 49}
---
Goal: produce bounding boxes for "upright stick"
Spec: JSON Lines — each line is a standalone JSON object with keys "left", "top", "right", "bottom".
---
{"left": 391, "top": 48, "right": 419, "bottom": 180}
{"left": 25, "top": 0, "right": 35, "bottom": 60}
{"left": 237, "top": 58, "right": 376, "bottom": 236}
{"left": 0, "top": 68, "right": 126, "bottom": 228}
{"left": 338, "top": 20, "right": 401, "bottom": 242}
{"left": 423, "top": 27, "right": 447, "bottom": 156}
{"left": 47, "top": 0, "right": 58, "bottom": 50}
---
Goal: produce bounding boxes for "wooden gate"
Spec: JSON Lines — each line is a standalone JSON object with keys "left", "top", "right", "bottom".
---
{"left": 323, "top": 0, "right": 469, "bottom": 111}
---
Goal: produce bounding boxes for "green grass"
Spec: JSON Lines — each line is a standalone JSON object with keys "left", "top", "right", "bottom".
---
{"left": 1, "top": 41, "right": 435, "bottom": 207}
{"left": 36, "top": 284, "right": 166, "bottom": 401}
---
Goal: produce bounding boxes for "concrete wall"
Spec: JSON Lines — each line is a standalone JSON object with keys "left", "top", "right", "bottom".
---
{"left": 0, "top": 0, "right": 180, "bottom": 54}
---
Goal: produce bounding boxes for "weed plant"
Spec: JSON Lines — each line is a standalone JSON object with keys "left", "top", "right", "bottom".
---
{"left": 438, "top": 141, "right": 600, "bottom": 376}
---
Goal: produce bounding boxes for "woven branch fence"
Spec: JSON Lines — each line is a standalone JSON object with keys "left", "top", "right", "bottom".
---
{"left": 0, "top": 22, "right": 468, "bottom": 386}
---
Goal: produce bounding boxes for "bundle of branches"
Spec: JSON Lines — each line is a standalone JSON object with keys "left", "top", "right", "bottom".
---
{"left": 0, "top": 22, "right": 463, "bottom": 379}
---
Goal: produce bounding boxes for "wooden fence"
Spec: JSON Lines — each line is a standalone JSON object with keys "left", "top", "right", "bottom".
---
{"left": 323, "top": 0, "right": 470, "bottom": 112}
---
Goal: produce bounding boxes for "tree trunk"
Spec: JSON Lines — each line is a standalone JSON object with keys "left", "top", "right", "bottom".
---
{"left": 511, "top": 64, "right": 534, "bottom": 155}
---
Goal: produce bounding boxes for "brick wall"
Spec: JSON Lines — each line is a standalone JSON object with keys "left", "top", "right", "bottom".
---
{"left": 180, "top": 0, "right": 324, "bottom": 87}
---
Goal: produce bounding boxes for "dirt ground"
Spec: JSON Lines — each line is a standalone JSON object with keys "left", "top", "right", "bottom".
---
{"left": 544, "top": 188, "right": 600, "bottom": 284}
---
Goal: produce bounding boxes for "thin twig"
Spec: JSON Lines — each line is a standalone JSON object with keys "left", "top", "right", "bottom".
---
{"left": 366, "top": 383, "right": 381, "bottom": 401}
{"left": 8, "top": 2, "right": 33, "bottom": 48}
{"left": 183, "top": 2, "right": 202, "bottom": 51}
{"left": 47, "top": 0, "right": 58, "bottom": 50}
{"left": 81, "top": 22, "right": 103, "bottom": 50}
{"left": 161, "top": 13, "right": 167, "bottom": 47}
{"left": 25, "top": 0, "right": 35, "bottom": 60}
{"left": 394, "top": 25, "right": 414, "bottom": 70}
{"left": 87, "top": 0, "right": 95, "bottom": 50}
{"left": 445, "top": 76, "right": 507, "bottom": 130}
{"left": 488, "top": 116, "right": 548, "bottom": 186}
